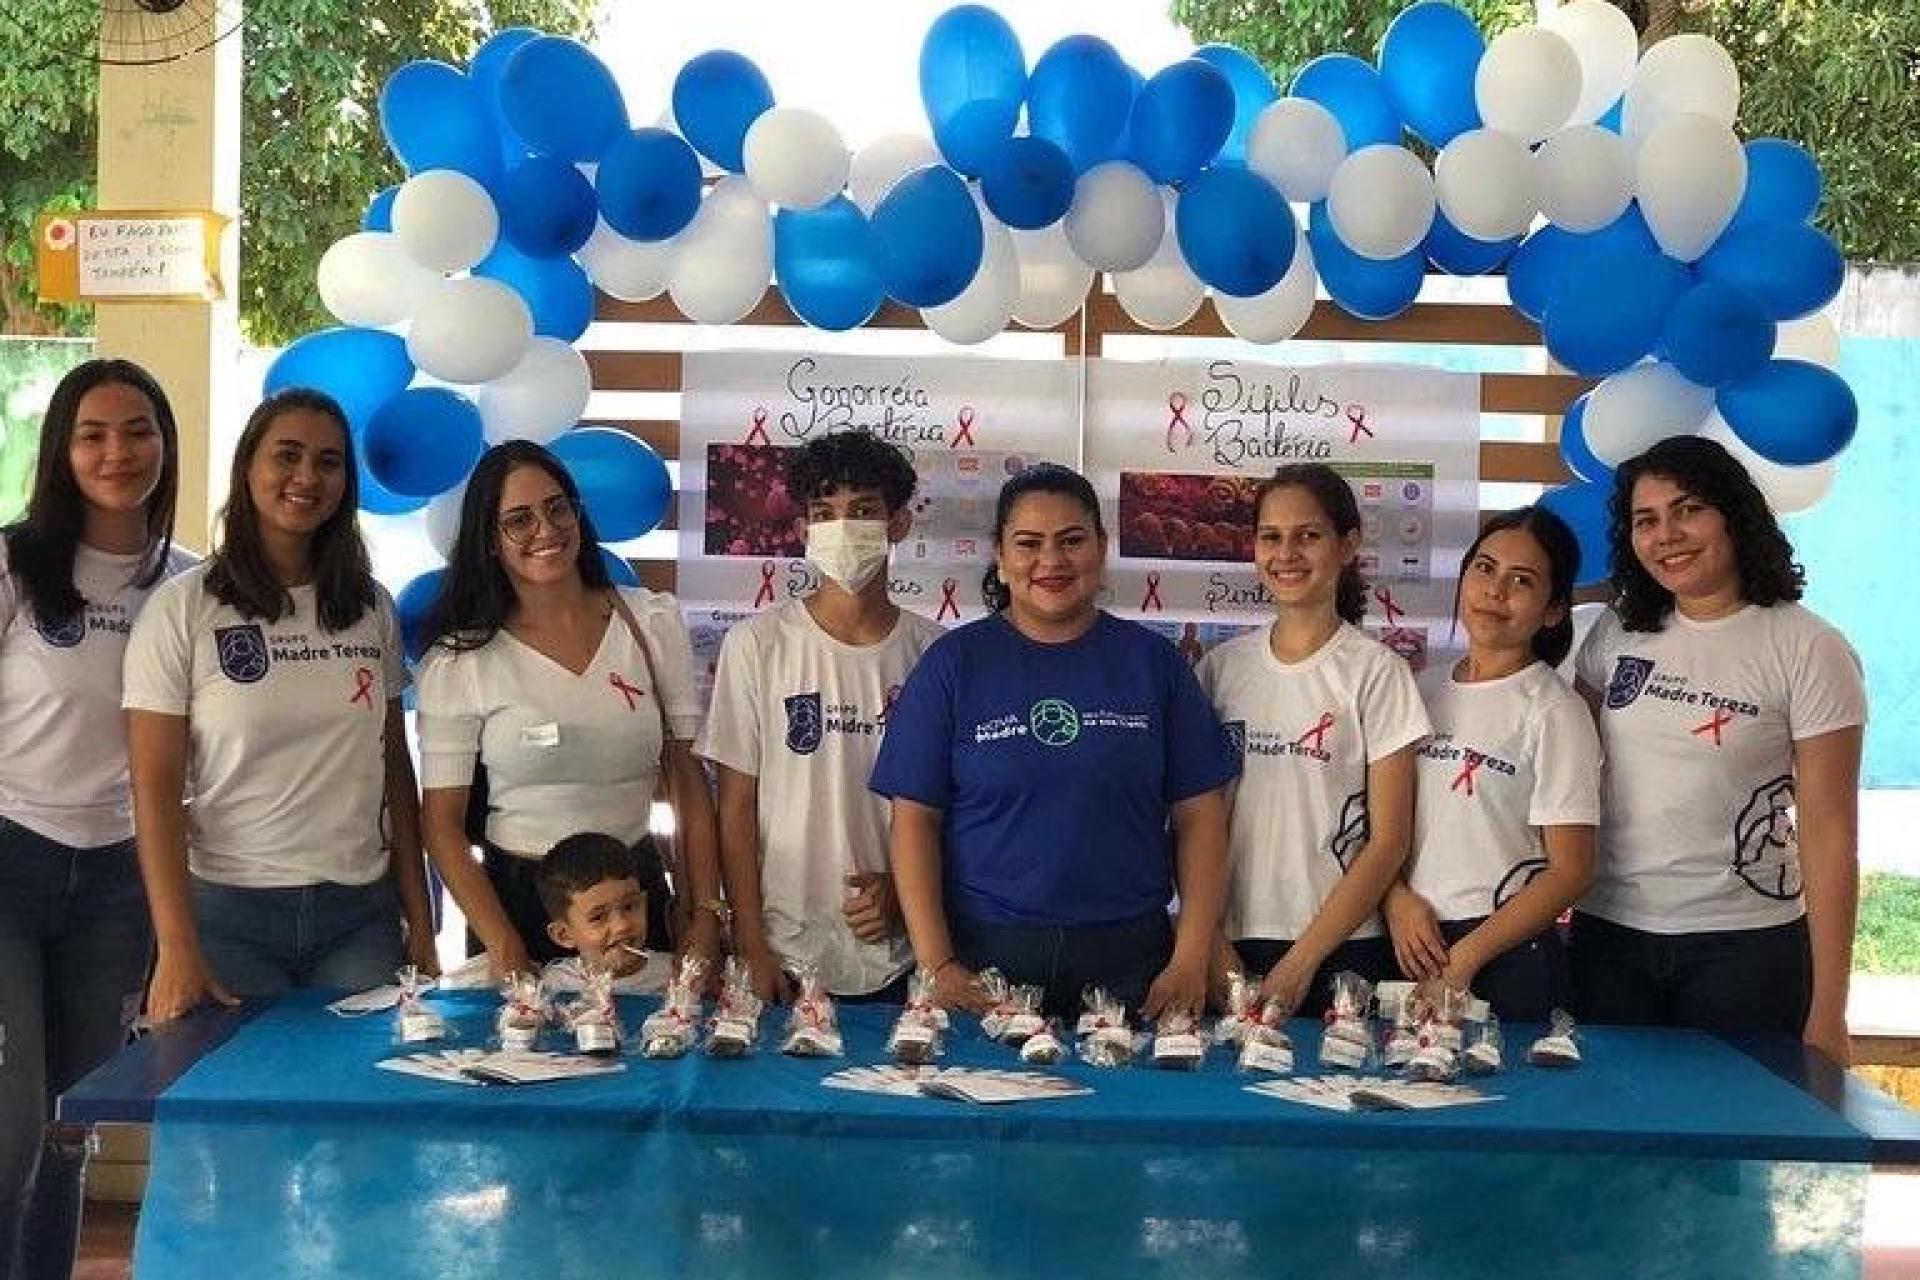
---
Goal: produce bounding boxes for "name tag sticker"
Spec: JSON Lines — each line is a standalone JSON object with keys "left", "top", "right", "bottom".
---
{"left": 519, "top": 722, "right": 561, "bottom": 749}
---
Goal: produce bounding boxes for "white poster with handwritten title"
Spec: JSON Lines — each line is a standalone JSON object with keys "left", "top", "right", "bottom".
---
{"left": 1086, "top": 359, "right": 1480, "bottom": 671}
{"left": 678, "top": 352, "right": 1078, "bottom": 670}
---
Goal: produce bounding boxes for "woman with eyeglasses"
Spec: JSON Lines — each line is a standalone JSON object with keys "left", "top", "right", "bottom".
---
{"left": 415, "top": 441, "right": 721, "bottom": 980}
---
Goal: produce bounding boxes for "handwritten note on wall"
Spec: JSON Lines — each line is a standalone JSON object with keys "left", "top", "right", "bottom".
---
{"left": 35, "top": 211, "right": 227, "bottom": 303}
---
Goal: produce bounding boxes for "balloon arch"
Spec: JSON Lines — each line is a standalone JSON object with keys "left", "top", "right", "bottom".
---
{"left": 268, "top": 1, "right": 1855, "bottom": 619}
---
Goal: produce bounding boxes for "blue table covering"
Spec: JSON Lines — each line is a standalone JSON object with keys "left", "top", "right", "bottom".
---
{"left": 109, "top": 993, "right": 1886, "bottom": 1279}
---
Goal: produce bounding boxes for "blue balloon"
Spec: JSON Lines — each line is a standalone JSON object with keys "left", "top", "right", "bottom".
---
{"left": 1695, "top": 220, "right": 1844, "bottom": 322}
{"left": 1176, "top": 167, "right": 1297, "bottom": 297}
{"left": 474, "top": 245, "right": 595, "bottom": 343}
{"left": 379, "top": 61, "right": 502, "bottom": 188}
{"left": 394, "top": 568, "right": 447, "bottom": 662}
{"left": 362, "top": 186, "right": 398, "bottom": 233}
{"left": 355, "top": 448, "right": 430, "bottom": 517}
{"left": 1027, "top": 35, "right": 1136, "bottom": 173}
{"left": 870, "top": 164, "right": 983, "bottom": 308}
{"left": 1656, "top": 281, "right": 1776, "bottom": 389}
{"left": 468, "top": 27, "right": 542, "bottom": 165}
{"left": 1378, "top": 1, "right": 1485, "bottom": 148}
{"left": 979, "top": 135, "right": 1075, "bottom": 230}
{"left": 264, "top": 328, "right": 415, "bottom": 434}
{"left": 672, "top": 50, "right": 775, "bottom": 173}
{"left": 1309, "top": 202, "right": 1423, "bottom": 320}
{"left": 1128, "top": 59, "right": 1236, "bottom": 184}
{"left": 599, "top": 546, "right": 641, "bottom": 588}
{"left": 1730, "top": 139, "right": 1821, "bottom": 229}
{"left": 1538, "top": 480, "right": 1612, "bottom": 587}
{"left": 362, "top": 388, "right": 485, "bottom": 499}
{"left": 595, "top": 128, "right": 703, "bottom": 242}
{"left": 549, "top": 427, "right": 674, "bottom": 541}
{"left": 1192, "top": 44, "right": 1278, "bottom": 167}
{"left": 1290, "top": 54, "right": 1401, "bottom": 149}
{"left": 1542, "top": 246, "right": 1692, "bottom": 377}
{"left": 496, "top": 156, "right": 598, "bottom": 258}
{"left": 1718, "top": 360, "right": 1858, "bottom": 466}
{"left": 1558, "top": 394, "right": 1612, "bottom": 484}
{"left": 499, "top": 37, "right": 629, "bottom": 163}
{"left": 775, "top": 197, "right": 886, "bottom": 332}
{"left": 1596, "top": 96, "right": 1623, "bottom": 133}
{"left": 919, "top": 5, "right": 1026, "bottom": 176}
{"left": 1504, "top": 206, "right": 1660, "bottom": 323}
{"left": 1422, "top": 210, "right": 1518, "bottom": 275}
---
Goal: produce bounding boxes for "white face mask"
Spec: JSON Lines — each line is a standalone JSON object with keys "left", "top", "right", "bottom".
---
{"left": 806, "top": 518, "right": 892, "bottom": 594}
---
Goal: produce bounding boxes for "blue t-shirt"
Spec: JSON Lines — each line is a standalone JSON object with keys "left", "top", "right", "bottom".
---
{"left": 869, "top": 611, "right": 1240, "bottom": 927}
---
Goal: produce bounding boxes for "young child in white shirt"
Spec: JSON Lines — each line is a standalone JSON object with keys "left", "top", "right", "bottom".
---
{"left": 534, "top": 833, "right": 676, "bottom": 996}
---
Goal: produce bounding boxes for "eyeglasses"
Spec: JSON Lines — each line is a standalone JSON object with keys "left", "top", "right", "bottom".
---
{"left": 498, "top": 494, "right": 579, "bottom": 547}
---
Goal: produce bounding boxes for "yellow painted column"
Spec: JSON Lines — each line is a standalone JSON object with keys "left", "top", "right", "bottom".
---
{"left": 93, "top": 28, "right": 243, "bottom": 553}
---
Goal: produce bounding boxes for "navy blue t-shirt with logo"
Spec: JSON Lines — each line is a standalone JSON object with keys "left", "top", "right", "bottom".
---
{"left": 869, "top": 611, "right": 1239, "bottom": 927}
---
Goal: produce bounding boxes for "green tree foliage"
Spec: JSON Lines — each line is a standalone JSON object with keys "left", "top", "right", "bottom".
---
{"left": 1172, "top": 0, "right": 1919, "bottom": 262}
{"left": 0, "top": 0, "right": 596, "bottom": 342}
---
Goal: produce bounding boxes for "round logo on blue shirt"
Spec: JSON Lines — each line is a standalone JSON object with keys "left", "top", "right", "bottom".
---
{"left": 1028, "top": 698, "right": 1080, "bottom": 747}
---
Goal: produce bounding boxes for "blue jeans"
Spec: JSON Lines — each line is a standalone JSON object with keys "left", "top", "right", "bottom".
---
{"left": 1568, "top": 911, "right": 1811, "bottom": 1036}
{"left": 191, "top": 877, "right": 403, "bottom": 998}
{"left": 0, "top": 818, "right": 152, "bottom": 1280}
{"left": 949, "top": 909, "right": 1173, "bottom": 1019}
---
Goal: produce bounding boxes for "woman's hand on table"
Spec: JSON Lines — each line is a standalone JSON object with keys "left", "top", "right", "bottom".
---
{"left": 403, "top": 924, "right": 443, "bottom": 979}
{"left": 146, "top": 946, "right": 238, "bottom": 1024}
{"left": 1142, "top": 953, "right": 1208, "bottom": 1021}
{"left": 1385, "top": 885, "right": 1449, "bottom": 982}
{"left": 1257, "top": 953, "right": 1315, "bottom": 1019}
{"left": 739, "top": 939, "right": 796, "bottom": 1005}
{"left": 931, "top": 959, "right": 991, "bottom": 1014}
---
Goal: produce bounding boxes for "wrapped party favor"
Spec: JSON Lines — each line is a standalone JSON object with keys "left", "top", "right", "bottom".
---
{"left": 1317, "top": 971, "right": 1374, "bottom": 1072}
{"left": 780, "top": 966, "right": 844, "bottom": 1058}
{"left": 1150, "top": 1010, "right": 1206, "bottom": 1071}
{"left": 495, "top": 971, "right": 546, "bottom": 1052}
{"left": 640, "top": 954, "right": 706, "bottom": 1059}
{"left": 565, "top": 966, "right": 622, "bottom": 1057}
{"left": 888, "top": 968, "right": 945, "bottom": 1065}
{"left": 705, "top": 957, "right": 765, "bottom": 1058}
{"left": 393, "top": 965, "right": 446, "bottom": 1045}
{"left": 1527, "top": 1009, "right": 1583, "bottom": 1068}
{"left": 1077, "top": 988, "right": 1136, "bottom": 1069}
{"left": 1403, "top": 984, "right": 1469, "bottom": 1084}
{"left": 1019, "top": 1018, "right": 1067, "bottom": 1065}
{"left": 1464, "top": 1013, "right": 1504, "bottom": 1076}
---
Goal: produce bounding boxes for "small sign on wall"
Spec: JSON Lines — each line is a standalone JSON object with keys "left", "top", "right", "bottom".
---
{"left": 35, "top": 210, "right": 229, "bottom": 303}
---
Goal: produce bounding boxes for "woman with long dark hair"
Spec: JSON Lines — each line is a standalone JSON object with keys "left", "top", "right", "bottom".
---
{"left": 415, "top": 441, "right": 720, "bottom": 981}
{"left": 0, "top": 359, "right": 185, "bottom": 1280}
{"left": 125, "top": 389, "right": 436, "bottom": 1023}
{"left": 872, "top": 463, "right": 1237, "bottom": 1018}
{"left": 1386, "top": 506, "right": 1600, "bottom": 1021}
{"left": 1572, "top": 434, "right": 1864, "bottom": 1062}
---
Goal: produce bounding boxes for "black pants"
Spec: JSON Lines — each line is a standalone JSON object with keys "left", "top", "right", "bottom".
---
{"left": 1436, "top": 917, "right": 1569, "bottom": 1023}
{"left": 1232, "top": 935, "right": 1396, "bottom": 1020}
{"left": 949, "top": 909, "right": 1173, "bottom": 1019}
{"left": 1568, "top": 912, "right": 1811, "bottom": 1036}
{"left": 470, "top": 843, "right": 676, "bottom": 965}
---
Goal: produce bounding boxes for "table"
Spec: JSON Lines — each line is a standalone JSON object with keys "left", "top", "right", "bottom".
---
{"left": 62, "top": 992, "right": 1920, "bottom": 1279}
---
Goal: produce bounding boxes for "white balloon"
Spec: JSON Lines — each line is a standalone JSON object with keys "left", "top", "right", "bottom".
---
{"left": 1247, "top": 97, "right": 1348, "bottom": 203}
{"left": 1559, "top": 601, "right": 1607, "bottom": 679}
{"left": 1214, "top": 224, "right": 1316, "bottom": 343}
{"left": 1623, "top": 34, "right": 1739, "bottom": 144}
{"left": 668, "top": 177, "right": 773, "bottom": 325}
{"left": 742, "top": 108, "right": 850, "bottom": 211}
{"left": 407, "top": 277, "right": 532, "bottom": 384}
{"left": 392, "top": 170, "right": 499, "bottom": 273}
{"left": 1434, "top": 128, "right": 1539, "bottom": 242}
{"left": 923, "top": 208, "right": 1018, "bottom": 344}
{"left": 577, "top": 217, "right": 677, "bottom": 302}
{"left": 1583, "top": 362, "right": 1715, "bottom": 464}
{"left": 1636, "top": 113, "right": 1746, "bottom": 262}
{"left": 1010, "top": 222, "right": 1094, "bottom": 329}
{"left": 1534, "top": 126, "right": 1634, "bottom": 232}
{"left": 1542, "top": 0, "right": 1640, "bottom": 126}
{"left": 1113, "top": 189, "right": 1205, "bottom": 331}
{"left": 1696, "top": 412, "right": 1835, "bottom": 514}
{"left": 1773, "top": 312, "right": 1842, "bottom": 369}
{"left": 1063, "top": 161, "right": 1163, "bottom": 273}
{"left": 1326, "top": 145, "right": 1435, "bottom": 260}
{"left": 424, "top": 483, "right": 466, "bottom": 560}
{"left": 477, "top": 338, "right": 591, "bottom": 445}
{"left": 848, "top": 134, "right": 942, "bottom": 214}
{"left": 1475, "top": 27, "right": 1582, "bottom": 144}
{"left": 316, "top": 231, "right": 440, "bottom": 328}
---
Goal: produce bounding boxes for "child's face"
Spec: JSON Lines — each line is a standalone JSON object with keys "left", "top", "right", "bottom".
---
{"left": 548, "top": 877, "right": 649, "bottom": 976}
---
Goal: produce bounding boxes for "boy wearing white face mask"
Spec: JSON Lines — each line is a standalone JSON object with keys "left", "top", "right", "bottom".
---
{"left": 696, "top": 431, "right": 940, "bottom": 1003}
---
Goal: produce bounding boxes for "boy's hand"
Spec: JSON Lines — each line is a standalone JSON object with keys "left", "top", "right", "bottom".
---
{"left": 842, "top": 872, "right": 899, "bottom": 943}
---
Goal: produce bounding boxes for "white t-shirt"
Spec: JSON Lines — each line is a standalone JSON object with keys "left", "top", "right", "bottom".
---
{"left": 696, "top": 600, "right": 941, "bottom": 995}
{"left": 1574, "top": 603, "right": 1867, "bottom": 933}
{"left": 1197, "top": 622, "right": 1431, "bottom": 942}
{"left": 415, "top": 589, "right": 701, "bottom": 854}
{"left": 0, "top": 539, "right": 192, "bottom": 848}
{"left": 121, "top": 563, "right": 408, "bottom": 888}
{"left": 1408, "top": 660, "right": 1601, "bottom": 922}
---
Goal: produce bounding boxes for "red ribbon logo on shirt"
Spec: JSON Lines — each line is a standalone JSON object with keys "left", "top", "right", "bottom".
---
{"left": 1346, "top": 405, "right": 1374, "bottom": 444}
{"left": 1165, "top": 392, "right": 1192, "bottom": 451}
{"left": 744, "top": 407, "right": 771, "bottom": 446}
{"left": 348, "top": 667, "right": 374, "bottom": 707}
{"left": 1451, "top": 751, "right": 1482, "bottom": 796}
{"left": 1140, "top": 572, "right": 1164, "bottom": 612}
{"left": 1296, "top": 712, "right": 1335, "bottom": 753}
{"left": 937, "top": 578, "right": 960, "bottom": 621}
{"left": 951, "top": 407, "right": 977, "bottom": 449}
{"left": 1692, "top": 708, "right": 1734, "bottom": 747}
{"left": 753, "top": 560, "right": 777, "bottom": 608}
{"left": 1373, "top": 586, "right": 1406, "bottom": 625}
{"left": 609, "top": 671, "right": 646, "bottom": 710}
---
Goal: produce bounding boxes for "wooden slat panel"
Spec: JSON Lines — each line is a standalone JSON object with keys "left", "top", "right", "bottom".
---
{"left": 594, "top": 292, "right": 1081, "bottom": 335}
{"left": 586, "top": 349, "right": 682, "bottom": 392}
{"left": 1855, "top": 1036, "right": 1920, "bottom": 1069}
